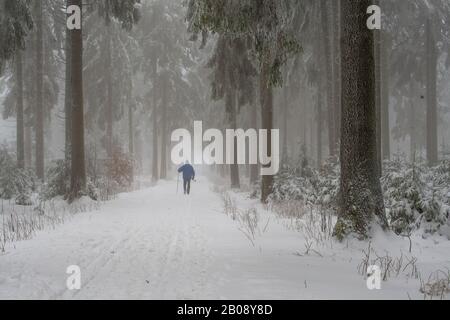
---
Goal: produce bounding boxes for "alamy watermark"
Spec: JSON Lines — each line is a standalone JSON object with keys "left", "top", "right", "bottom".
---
{"left": 66, "top": 265, "right": 81, "bottom": 290}
{"left": 171, "top": 121, "right": 280, "bottom": 176}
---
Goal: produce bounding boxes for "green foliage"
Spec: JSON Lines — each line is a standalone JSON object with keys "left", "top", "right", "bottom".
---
{"left": 382, "top": 159, "right": 449, "bottom": 236}
{"left": 270, "top": 157, "right": 340, "bottom": 209}
{"left": 40, "top": 160, "right": 70, "bottom": 200}
{"left": 0, "top": 0, "right": 33, "bottom": 73}
{"left": 94, "top": 0, "right": 142, "bottom": 31}
{"left": 187, "top": 0, "right": 302, "bottom": 86}
{"left": 0, "top": 147, "right": 36, "bottom": 205}
{"left": 106, "top": 147, "right": 134, "bottom": 190}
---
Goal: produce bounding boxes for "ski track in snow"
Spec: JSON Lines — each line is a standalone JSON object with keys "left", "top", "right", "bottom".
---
{"left": 1, "top": 177, "right": 450, "bottom": 300}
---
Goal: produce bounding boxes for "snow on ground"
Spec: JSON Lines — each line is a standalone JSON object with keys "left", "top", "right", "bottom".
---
{"left": 0, "top": 177, "right": 449, "bottom": 300}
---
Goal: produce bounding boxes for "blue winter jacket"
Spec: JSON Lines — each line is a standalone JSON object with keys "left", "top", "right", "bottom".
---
{"left": 178, "top": 164, "right": 195, "bottom": 181}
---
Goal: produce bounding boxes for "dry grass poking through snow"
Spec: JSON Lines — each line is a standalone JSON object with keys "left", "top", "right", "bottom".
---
{"left": 214, "top": 181, "right": 450, "bottom": 299}
{"left": 420, "top": 269, "right": 450, "bottom": 300}
{"left": 222, "top": 192, "right": 270, "bottom": 247}
{"left": 269, "top": 199, "right": 335, "bottom": 256}
{"left": 1, "top": 197, "right": 100, "bottom": 252}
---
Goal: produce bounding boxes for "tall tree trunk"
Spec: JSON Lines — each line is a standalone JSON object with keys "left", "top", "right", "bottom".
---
{"left": 317, "top": 84, "right": 323, "bottom": 168}
{"left": 316, "top": 8, "right": 323, "bottom": 168}
{"left": 282, "top": 87, "right": 289, "bottom": 164}
{"left": 320, "top": 0, "right": 336, "bottom": 158}
{"left": 250, "top": 99, "right": 259, "bottom": 184}
{"left": 24, "top": 116, "right": 32, "bottom": 168}
{"left": 35, "top": 0, "right": 45, "bottom": 180}
{"left": 160, "top": 74, "right": 168, "bottom": 179}
{"left": 106, "top": 26, "right": 113, "bottom": 158}
{"left": 69, "top": 0, "right": 86, "bottom": 200}
{"left": 426, "top": 17, "right": 438, "bottom": 166}
{"left": 260, "top": 61, "right": 274, "bottom": 203}
{"left": 410, "top": 83, "right": 417, "bottom": 163}
{"left": 374, "top": 20, "right": 382, "bottom": 176}
{"left": 16, "top": 51, "right": 25, "bottom": 169}
{"left": 332, "top": 0, "right": 341, "bottom": 147}
{"left": 64, "top": 2, "right": 72, "bottom": 163}
{"left": 334, "top": 0, "right": 387, "bottom": 240}
{"left": 226, "top": 89, "right": 240, "bottom": 189}
{"left": 381, "top": 32, "right": 390, "bottom": 160}
{"left": 152, "top": 96, "right": 159, "bottom": 182}
{"left": 129, "top": 102, "right": 134, "bottom": 181}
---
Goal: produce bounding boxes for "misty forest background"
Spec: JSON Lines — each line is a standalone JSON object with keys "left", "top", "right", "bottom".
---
{"left": 1, "top": 0, "right": 450, "bottom": 241}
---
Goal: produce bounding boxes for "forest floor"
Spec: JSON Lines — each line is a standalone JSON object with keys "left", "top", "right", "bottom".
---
{"left": 0, "top": 177, "right": 449, "bottom": 300}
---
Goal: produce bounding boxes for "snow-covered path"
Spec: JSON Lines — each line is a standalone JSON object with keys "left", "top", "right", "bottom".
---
{"left": 1, "top": 179, "right": 223, "bottom": 299}
{"left": 1, "top": 178, "right": 449, "bottom": 300}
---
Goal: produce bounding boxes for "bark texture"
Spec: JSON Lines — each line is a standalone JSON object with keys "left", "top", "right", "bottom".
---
{"left": 69, "top": 0, "right": 87, "bottom": 200}
{"left": 334, "top": 0, "right": 388, "bottom": 240}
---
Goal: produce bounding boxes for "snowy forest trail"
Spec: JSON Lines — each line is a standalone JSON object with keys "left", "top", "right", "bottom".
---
{"left": 0, "top": 177, "right": 448, "bottom": 300}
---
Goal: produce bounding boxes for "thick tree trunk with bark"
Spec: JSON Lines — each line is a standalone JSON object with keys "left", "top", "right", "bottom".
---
{"left": 35, "top": 1, "right": 45, "bottom": 180}
{"left": 64, "top": 4, "right": 72, "bottom": 163}
{"left": 69, "top": 0, "right": 87, "bottom": 200}
{"left": 375, "top": 26, "right": 382, "bottom": 177}
{"left": 260, "top": 62, "right": 274, "bottom": 203}
{"left": 334, "top": 0, "right": 387, "bottom": 240}
{"left": 381, "top": 32, "right": 390, "bottom": 160}
{"left": 15, "top": 51, "right": 25, "bottom": 169}
{"left": 426, "top": 18, "right": 438, "bottom": 166}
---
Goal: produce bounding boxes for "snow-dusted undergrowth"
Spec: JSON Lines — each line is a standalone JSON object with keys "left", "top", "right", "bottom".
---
{"left": 269, "top": 157, "right": 450, "bottom": 239}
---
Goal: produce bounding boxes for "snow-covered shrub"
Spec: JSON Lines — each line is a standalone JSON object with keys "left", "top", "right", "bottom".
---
{"left": 106, "top": 147, "right": 134, "bottom": 191}
{"left": 270, "top": 165, "right": 317, "bottom": 203}
{"left": 316, "top": 159, "right": 340, "bottom": 208}
{"left": 270, "top": 157, "right": 340, "bottom": 210}
{"left": 0, "top": 147, "right": 36, "bottom": 205}
{"left": 40, "top": 160, "right": 70, "bottom": 200}
{"left": 382, "top": 159, "right": 448, "bottom": 236}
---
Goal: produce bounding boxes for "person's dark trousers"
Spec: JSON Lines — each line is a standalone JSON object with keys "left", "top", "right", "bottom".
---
{"left": 183, "top": 179, "right": 191, "bottom": 195}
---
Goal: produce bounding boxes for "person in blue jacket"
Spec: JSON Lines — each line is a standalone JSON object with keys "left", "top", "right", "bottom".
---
{"left": 178, "top": 161, "right": 195, "bottom": 195}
